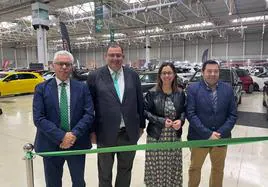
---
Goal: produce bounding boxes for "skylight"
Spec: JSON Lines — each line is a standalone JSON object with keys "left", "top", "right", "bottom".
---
{"left": 232, "top": 16, "right": 268, "bottom": 23}
{"left": 58, "top": 2, "right": 95, "bottom": 15}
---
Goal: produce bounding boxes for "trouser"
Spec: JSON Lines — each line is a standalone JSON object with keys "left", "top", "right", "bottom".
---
{"left": 188, "top": 146, "right": 227, "bottom": 187}
{"left": 43, "top": 155, "right": 86, "bottom": 187}
{"left": 97, "top": 129, "right": 136, "bottom": 187}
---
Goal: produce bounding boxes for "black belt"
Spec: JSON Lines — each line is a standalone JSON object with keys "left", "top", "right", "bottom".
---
{"left": 118, "top": 127, "right": 126, "bottom": 133}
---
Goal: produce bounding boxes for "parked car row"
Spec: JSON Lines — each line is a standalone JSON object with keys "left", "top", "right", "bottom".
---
{"left": 188, "top": 68, "right": 243, "bottom": 105}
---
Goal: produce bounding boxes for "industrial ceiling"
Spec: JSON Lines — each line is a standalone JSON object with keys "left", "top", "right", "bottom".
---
{"left": 0, "top": 0, "right": 267, "bottom": 49}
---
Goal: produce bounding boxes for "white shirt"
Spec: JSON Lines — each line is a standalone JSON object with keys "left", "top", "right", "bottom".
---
{"left": 55, "top": 77, "right": 71, "bottom": 125}
{"left": 108, "top": 66, "right": 125, "bottom": 102}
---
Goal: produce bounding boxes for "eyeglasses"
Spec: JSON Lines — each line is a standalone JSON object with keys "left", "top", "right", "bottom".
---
{"left": 161, "top": 72, "right": 174, "bottom": 76}
{"left": 107, "top": 53, "right": 123, "bottom": 58}
{"left": 54, "top": 62, "right": 72, "bottom": 68}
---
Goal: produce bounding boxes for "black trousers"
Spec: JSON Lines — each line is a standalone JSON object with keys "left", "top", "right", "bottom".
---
{"left": 43, "top": 155, "right": 86, "bottom": 187}
{"left": 97, "top": 129, "right": 136, "bottom": 187}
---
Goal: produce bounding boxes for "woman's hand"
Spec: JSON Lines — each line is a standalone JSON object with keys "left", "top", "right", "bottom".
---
{"left": 165, "top": 118, "right": 173, "bottom": 128}
{"left": 172, "top": 120, "right": 182, "bottom": 130}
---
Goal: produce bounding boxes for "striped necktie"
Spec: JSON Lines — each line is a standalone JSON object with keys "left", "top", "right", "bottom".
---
{"left": 112, "top": 72, "right": 120, "bottom": 99}
{"left": 211, "top": 90, "right": 217, "bottom": 112}
{"left": 60, "top": 82, "right": 69, "bottom": 131}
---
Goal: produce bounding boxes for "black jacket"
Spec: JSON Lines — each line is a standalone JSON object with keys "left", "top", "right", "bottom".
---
{"left": 144, "top": 88, "right": 186, "bottom": 140}
{"left": 87, "top": 66, "right": 145, "bottom": 146}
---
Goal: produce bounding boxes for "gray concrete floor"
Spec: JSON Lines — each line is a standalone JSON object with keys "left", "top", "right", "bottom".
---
{"left": 0, "top": 92, "right": 268, "bottom": 186}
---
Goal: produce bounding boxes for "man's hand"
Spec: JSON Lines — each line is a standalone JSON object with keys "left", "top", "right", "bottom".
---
{"left": 60, "top": 132, "right": 77, "bottom": 149}
{"left": 90, "top": 132, "right": 97, "bottom": 144}
{"left": 209, "top": 131, "right": 221, "bottom": 140}
{"left": 165, "top": 118, "right": 173, "bottom": 128}
{"left": 172, "top": 120, "right": 182, "bottom": 130}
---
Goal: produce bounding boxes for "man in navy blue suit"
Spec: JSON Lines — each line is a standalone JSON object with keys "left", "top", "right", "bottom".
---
{"left": 33, "top": 50, "right": 94, "bottom": 187}
{"left": 87, "top": 42, "right": 145, "bottom": 187}
{"left": 186, "top": 60, "right": 237, "bottom": 187}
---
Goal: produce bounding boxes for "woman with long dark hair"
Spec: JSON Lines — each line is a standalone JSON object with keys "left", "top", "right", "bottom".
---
{"left": 144, "top": 62, "right": 186, "bottom": 187}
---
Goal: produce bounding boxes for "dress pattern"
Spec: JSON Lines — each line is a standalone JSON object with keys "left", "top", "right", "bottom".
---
{"left": 144, "top": 95, "right": 183, "bottom": 187}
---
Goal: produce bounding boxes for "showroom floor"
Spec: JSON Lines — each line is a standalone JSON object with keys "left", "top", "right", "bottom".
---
{"left": 0, "top": 92, "right": 268, "bottom": 187}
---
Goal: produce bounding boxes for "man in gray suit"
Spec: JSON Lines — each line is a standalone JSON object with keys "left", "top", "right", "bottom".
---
{"left": 87, "top": 42, "right": 145, "bottom": 187}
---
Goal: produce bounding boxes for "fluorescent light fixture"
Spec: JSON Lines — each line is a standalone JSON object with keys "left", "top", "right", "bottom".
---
{"left": 135, "top": 27, "right": 164, "bottom": 35}
{"left": 102, "top": 33, "right": 126, "bottom": 38}
{"left": 58, "top": 2, "right": 95, "bottom": 15}
{"left": 177, "top": 21, "right": 213, "bottom": 30}
{"left": 226, "top": 26, "right": 247, "bottom": 30}
{"left": 232, "top": 16, "right": 268, "bottom": 23}
{"left": 0, "top": 22, "right": 17, "bottom": 29}
{"left": 76, "top": 36, "right": 93, "bottom": 40}
{"left": 123, "top": 0, "right": 145, "bottom": 3}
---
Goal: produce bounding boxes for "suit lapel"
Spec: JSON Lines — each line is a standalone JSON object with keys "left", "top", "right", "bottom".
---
{"left": 101, "top": 66, "right": 121, "bottom": 103}
{"left": 70, "top": 80, "right": 77, "bottom": 124}
{"left": 49, "top": 78, "right": 60, "bottom": 116}
{"left": 122, "top": 67, "right": 129, "bottom": 104}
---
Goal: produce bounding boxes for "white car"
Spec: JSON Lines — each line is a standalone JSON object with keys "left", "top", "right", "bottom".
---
{"left": 251, "top": 71, "right": 268, "bottom": 91}
{"left": 42, "top": 71, "right": 55, "bottom": 80}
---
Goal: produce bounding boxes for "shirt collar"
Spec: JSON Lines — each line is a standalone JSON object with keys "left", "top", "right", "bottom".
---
{"left": 108, "top": 66, "right": 123, "bottom": 76}
{"left": 55, "top": 77, "right": 70, "bottom": 86}
{"left": 203, "top": 79, "right": 218, "bottom": 91}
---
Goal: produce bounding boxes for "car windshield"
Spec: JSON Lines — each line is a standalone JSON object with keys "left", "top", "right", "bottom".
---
{"left": 140, "top": 73, "right": 158, "bottom": 83}
{"left": 190, "top": 69, "right": 232, "bottom": 82}
{"left": 236, "top": 69, "right": 249, "bottom": 77}
{"left": 0, "top": 73, "right": 8, "bottom": 79}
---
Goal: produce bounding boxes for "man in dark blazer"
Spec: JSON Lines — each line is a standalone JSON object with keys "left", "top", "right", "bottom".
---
{"left": 33, "top": 50, "right": 94, "bottom": 187}
{"left": 186, "top": 60, "right": 237, "bottom": 187}
{"left": 87, "top": 42, "right": 145, "bottom": 187}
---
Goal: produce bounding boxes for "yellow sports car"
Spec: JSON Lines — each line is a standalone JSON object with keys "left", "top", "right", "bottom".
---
{"left": 0, "top": 71, "right": 44, "bottom": 96}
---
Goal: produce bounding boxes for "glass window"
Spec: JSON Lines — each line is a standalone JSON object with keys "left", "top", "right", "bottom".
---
{"left": 0, "top": 73, "right": 8, "bottom": 79}
{"left": 4, "top": 74, "right": 18, "bottom": 81}
{"left": 140, "top": 73, "right": 158, "bottom": 83}
{"left": 18, "top": 73, "right": 37, "bottom": 79}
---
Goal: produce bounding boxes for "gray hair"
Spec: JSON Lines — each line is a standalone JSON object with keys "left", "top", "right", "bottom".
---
{"left": 53, "top": 50, "right": 74, "bottom": 63}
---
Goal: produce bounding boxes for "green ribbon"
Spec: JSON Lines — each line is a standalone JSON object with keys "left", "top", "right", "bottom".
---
{"left": 34, "top": 136, "right": 268, "bottom": 157}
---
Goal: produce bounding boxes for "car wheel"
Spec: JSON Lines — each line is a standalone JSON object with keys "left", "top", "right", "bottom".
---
{"left": 247, "top": 84, "right": 254, "bottom": 93}
{"left": 253, "top": 83, "right": 259, "bottom": 91}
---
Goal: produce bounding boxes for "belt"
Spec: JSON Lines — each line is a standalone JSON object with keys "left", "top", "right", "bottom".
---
{"left": 118, "top": 127, "right": 126, "bottom": 133}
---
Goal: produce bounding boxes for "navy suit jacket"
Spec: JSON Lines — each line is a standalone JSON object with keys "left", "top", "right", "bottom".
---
{"left": 186, "top": 80, "right": 237, "bottom": 140}
{"left": 33, "top": 78, "right": 94, "bottom": 152}
{"left": 87, "top": 66, "right": 145, "bottom": 146}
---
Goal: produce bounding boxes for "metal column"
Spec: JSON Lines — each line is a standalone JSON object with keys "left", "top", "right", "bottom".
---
{"left": 36, "top": 25, "right": 48, "bottom": 68}
{"left": 145, "top": 34, "right": 151, "bottom": 68}
{"left": 23, "top": 143, "right": 35, "bottom": 187}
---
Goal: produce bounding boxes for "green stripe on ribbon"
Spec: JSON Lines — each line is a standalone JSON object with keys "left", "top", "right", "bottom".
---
{"left": 34, "top": 136, "right": 268, "bottom": 157}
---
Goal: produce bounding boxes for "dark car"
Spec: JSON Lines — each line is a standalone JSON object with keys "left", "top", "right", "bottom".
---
{"left": 235, "top": 69, "right": 254, "bottom": 93}
{"left": 139, "top": 71, "right": 158, "bottom": 93}
{"left": 139, "top": 71, "right": 184, "bottom": 94}
{"left": 262, "top": 81, "right": 268, "bottom": 119}
{"left": 188, "top": 68, "right": 243, "bottom": 105}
